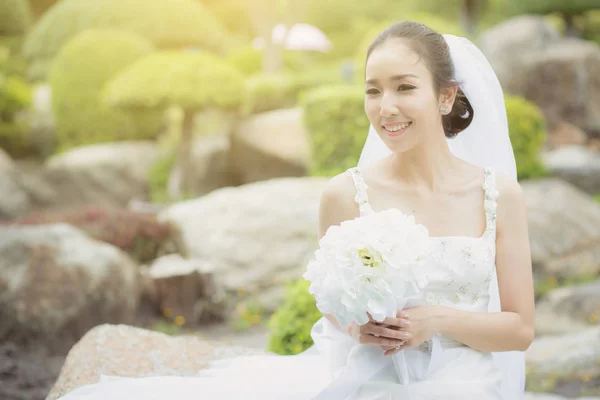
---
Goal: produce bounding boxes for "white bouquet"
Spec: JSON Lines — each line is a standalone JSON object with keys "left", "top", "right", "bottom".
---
{"left": 303, "top": 209, "right": 431, "bottom": 327}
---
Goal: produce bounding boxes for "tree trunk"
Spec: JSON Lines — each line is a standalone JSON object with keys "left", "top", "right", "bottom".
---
{"left": 459, "top": 0, "right": 479, "bottom": 38}
{"left": 562, "top": 13, "right": 580, "bottom": 38}
{"left": 179, "top": 110, "right": 195, "bottom": 196}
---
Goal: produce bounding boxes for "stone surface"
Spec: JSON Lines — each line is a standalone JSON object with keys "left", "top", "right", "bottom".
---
{"left": 535, "top": 279, "right": 600, "bottom": 336}
{"left": 158, "top": 176, "right": 328, "bottom": 312}
{"left": 526, "top": 327, "right": 600, "bottom": 397}
{"left": 230, "top": 108, "right": 309, "bottom": 184}
{"left": 0, "top": 224, "right": 140, "bottom": 353}
{"left": 548, "top": 122, "right": 588, "bottom": 149}
{"left": 46, "top": 324, "right": 266, "bottom": 400}
{"left": 479, "top": 16, "right": 600, "bottom": 138}
{"left": 522, "top": 179, "right": 600, "bottom": 281}
{"left": 543, "top": 146, "right": 600, "bottom": 194}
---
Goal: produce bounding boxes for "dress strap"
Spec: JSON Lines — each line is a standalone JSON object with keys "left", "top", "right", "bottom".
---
{"left": 348, "top": 167, "right": 374, "bottom": 216}
{"left": 482, "top": 167, "right": 499, "bottom": 238}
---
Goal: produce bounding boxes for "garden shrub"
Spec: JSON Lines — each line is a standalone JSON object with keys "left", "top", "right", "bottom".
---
{"left": 0, "top": 46, "right": 35, "bottom": 159}
{"left": 504, "top": 95, "right": 548, "bottom": 180}
{"left": 246, "top": 67, "right": 343, "bottom": 115}
{"left": 301, "top": 85, "right": 369, "bottom": 177}
{"left": 49, "top": 29, "right": 162, "bottom": 151}
{"left": 23, "top": 0, "right": 227, "bottom": 79}
{"left": 11, "top": 206, "right": 186, "bottom": 263}
{"left": 226, "top": 46, "right": 314, "bottom": 77}
{"left": 267, "top": 279, "right": 321, "bottom": 355}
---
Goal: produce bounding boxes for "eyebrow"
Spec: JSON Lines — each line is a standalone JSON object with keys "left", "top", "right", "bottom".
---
{"left": 365, "top": 74, "right": 419, "bottom": 85}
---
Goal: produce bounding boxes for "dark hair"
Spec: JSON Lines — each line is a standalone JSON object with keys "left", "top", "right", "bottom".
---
{"left": 366, "top": 21, "right": 473, "bottom": 138}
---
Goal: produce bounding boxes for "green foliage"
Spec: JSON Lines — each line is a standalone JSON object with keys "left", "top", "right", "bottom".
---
{"left": 103, "top": 50, "right": 246, "bottom": 112}
{"left": 49, "top": 29, "right": 162, "bottom": 151}
{"left": 0, "top": 46, "right": 35, "bottom": 159}
{"left": 231, "top": 299, "right": 266, "bottom": 332}
{"left": 504, "top": 95, "right": 548, "bottom": 181}
{"left": 504, "top": 0, "right": 599, "bottom": 16}
{"left": 267, "top": 279, "right": 321, "bottom": 355}
{"left": 226, "top": 46, "right": 315, "bottom": 76}
{"left": 0, "top": 0, "right": 31, "bottom": 36}
{"left": 148, "top": 149, "right": 177, "bottom": 203}
{"left": 246, "top": 67, "right": 344, "bottom": 115}
{"left": 13, "top": 206, "right": 186, "bottom": 263}
{"left": 29, "top": 0, "right": 60, "bottom": 20}
{"left": 23, "top": 0, "right": 228, "bottom": 79}
{"left": 595, "top": 193, "right": 600, "bottom": 203}
{"left": 301, "top": 85, "right": 369, "bottom": 177}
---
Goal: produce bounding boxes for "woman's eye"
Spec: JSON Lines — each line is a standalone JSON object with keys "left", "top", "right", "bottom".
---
{"left": 365, "top": 88, "right": 379, "bottom": 95}
{"left": 398, "top": 84, "right": 416, "bottom": 91}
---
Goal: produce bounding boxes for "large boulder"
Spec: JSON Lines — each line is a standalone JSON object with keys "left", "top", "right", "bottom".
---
{"left": 535, "top": 279, "right": 600, "bottom": 336}
{"left": 40, "top": 141, "right": 163, "bottom": 210}
{"left": 543, "top": 146, "right": 600, "bottom": 194}
{"left": 230, "top": 108, "right": 310, "bottom": 185}
{"left": 46, "top": 324, "right": 265, "bottom": 400}
{"left": 479, "top": 16, "right": 600, "bottom": 138}
{"left": 158, "top": 177, "right": 328, "bottom": 312}
{"left": 522, "top": 179, "right": 600, "bottom": 282}
{"left": 0, "top": 224, "right": 140, "bottom": 353}
{"left": 526, "top": 327, "right": 600, "bottom": 397}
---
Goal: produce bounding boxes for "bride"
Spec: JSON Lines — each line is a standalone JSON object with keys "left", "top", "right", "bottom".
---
{"left": 58, "top": 21, "right": 534, "bottom": 400}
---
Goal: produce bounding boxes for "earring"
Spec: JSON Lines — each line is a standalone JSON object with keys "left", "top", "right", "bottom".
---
{"left": 440, "top": 105, "right": 450, "bottom": 114}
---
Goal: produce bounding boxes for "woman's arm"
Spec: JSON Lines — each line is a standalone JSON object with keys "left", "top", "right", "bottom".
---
{"left": 387, "top": 174, "right": 535, "bottom": 355}
{"left": 424, "top": 175, "right": 535, "bottom": 352}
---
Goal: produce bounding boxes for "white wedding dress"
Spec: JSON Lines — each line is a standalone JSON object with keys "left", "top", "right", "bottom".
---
{"left": 58, "top": 165, "right": 523, "bottom": 400}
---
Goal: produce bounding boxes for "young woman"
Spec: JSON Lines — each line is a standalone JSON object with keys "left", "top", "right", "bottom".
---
{"left": 58, "top": 21, "right": 534, "bottom": 400}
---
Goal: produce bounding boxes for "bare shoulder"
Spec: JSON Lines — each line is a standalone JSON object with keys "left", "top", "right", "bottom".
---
{"left": 318, "top": 170, "right": 360, "bottom": 236}
{"left": 494, "top": 170, "right": 525, "bottom": 207}
{"left": 494, "top": 170, "right": 527, "bottom": 231}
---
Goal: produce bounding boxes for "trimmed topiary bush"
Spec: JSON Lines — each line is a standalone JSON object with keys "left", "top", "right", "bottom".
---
{"left": 0, "top": 46, "right": 35, "bottom": 159}
{"left": 49, "top": 29, "right": 162, "bottom": 151}
{"left": 302, "top": 85, "right": 369, "bottom": 177}
{"left": 505, "top": 95, "right": 548, "bottom": 180}
{"left": 267, "top": 279, "right": 321, "bottom": 355}
{"left": 0, "top": 0, "right": 31, "bottom": 36}
{"left": 103, "top": 50, "right": 246, "bottom": 194}
{"left": 23, "top": 0, "right": 227, "bottom": 79}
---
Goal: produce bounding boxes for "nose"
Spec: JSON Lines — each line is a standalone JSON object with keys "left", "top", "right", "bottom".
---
{"left": 379, "top": 92, "right": 399, "bottom": 117}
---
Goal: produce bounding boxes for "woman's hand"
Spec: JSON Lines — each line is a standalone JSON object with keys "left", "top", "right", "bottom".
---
{"left": 346, "top": 313, "right": 412, "bottom": 349}
{"left": 379, "top": 307, "right": 441, "bottom": 356}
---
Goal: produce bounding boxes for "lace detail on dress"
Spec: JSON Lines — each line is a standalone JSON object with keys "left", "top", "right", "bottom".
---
{"left": 348, "top": 167, "right": 374, "bottom": 216}
{"left": 482, "top": 167, "right": 498, "bottom": 240}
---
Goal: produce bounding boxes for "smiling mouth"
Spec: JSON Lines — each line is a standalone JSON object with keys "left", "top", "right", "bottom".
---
{"left": 382, "top": 122, "right": 412, "bottom": 135}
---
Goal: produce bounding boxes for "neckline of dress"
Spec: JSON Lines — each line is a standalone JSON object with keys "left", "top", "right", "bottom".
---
{"left": 353, "top": 167, "right": 493, "bottom": 242}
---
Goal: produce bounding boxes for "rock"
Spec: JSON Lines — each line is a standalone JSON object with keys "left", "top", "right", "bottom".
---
{"left": 479, "top": 17, "right": 600, "bottom": 138}
{"left": 230, "top": 108, "right": 309, "bottom": 184}
{"left": 543, "top": 146, "right": 600, "bottom": 194}
{"left": 535, "top": 279, "right": 600, "bottom": 335}
{"left": 168, "top": 135, "right": 235, "bottom": 198}
{"left": 520, "top": 39, "right": 600, "bottom": 138}
{"left": 548, "top": 122, "right": 588, "bottom": 149}
{"left": 0, "top": 224, "right": 140, "bottom": 353}
{"left": 522, "top": 179, "right": 600, "bottom": 281}
{"left": 146, "top": 254, "right": 226, "bottom": 325}
{"left": 526, "top": 327, "right": 600, "bottom": 397}
{"left": 479, "top": 16, "right": 560, "bottom": 92}
{"left": 39, "top": 141, "right": 164, "bottom": 210}
{"left": 159, "top": 177, "right": 328, "bottom": 312}
{"left": 0, "top": 148, "right": 34, "bottom": 219}
{"left": 46, "top": 324, "right": 266, "bottom": 400}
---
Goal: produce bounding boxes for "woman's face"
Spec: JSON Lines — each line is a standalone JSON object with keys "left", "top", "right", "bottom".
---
{"left": 364, "top": 38, "right": 448, "bottom": 154}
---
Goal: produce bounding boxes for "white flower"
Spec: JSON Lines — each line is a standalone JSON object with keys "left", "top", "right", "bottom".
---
{"left": 303, "top": 209, "right": 431, "bottom": 326}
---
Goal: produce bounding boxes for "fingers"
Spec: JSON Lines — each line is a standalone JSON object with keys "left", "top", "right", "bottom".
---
{"left": 365, "top": 324, "right": 409, "bottom": 341}
{"left": 358, "top": 333, "right": 405, "bottom": 347}
{"left": 379, "top": 317, "right": 410, "bottom": 329}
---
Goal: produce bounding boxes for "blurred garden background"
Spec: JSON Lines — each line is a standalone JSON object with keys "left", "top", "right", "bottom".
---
{"left": 1, "top": 0, "right": 600, "bottom": 399}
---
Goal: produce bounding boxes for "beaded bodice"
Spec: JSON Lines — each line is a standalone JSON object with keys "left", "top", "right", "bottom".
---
{"left": 348, "top": 166, "right": 498, "bottom": 313}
